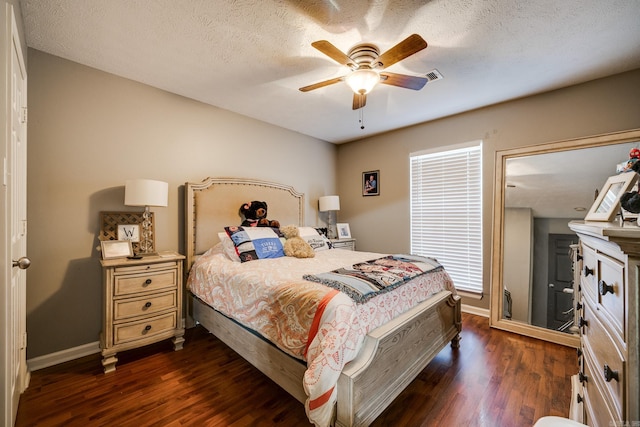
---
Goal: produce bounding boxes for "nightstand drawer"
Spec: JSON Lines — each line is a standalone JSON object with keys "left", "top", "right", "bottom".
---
{"left": 114, "top": 270, "right": 177, "bottom": 296}
{"left": 114, "top": 291, "right": 176, "bottom": 321}
{"left": 113, "top": 312, "right": 177, "bottom": 345}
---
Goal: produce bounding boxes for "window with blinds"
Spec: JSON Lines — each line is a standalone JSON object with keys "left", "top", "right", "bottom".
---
{"left": 409, "top": 142, "right": 482, "bottom": 293}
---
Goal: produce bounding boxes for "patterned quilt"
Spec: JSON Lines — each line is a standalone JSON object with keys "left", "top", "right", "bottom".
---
{"left": 303, "top": 254, "right": 443, "bottom": 303}
{"left": 187, "top": 244, "right": 456, "bottom": 427}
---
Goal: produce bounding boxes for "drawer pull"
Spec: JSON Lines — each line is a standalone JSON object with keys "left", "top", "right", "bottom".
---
{"left": 143, "top": 279, "right": 152, "bottom": 286}
{"left": 576, "top": 254, "right": 583, "bottom": 261}
{"left": 144, "top": 302, "right": 152, "bottom": 309}
{"left": 576, "top": 302, "right": 583, "bottom": 310}
{"left": 143, "top": 325, "right": 152, "bottom": 334}
{"left": 579, "top": 317, "right": 588, "bottom": 328}
{"left": 579, "top": 372, "right": 587, "bottom": 383}
{"left": 576, "top": 394, "right": 583, "bottom": 404}
{"left": 603, "top": 364, "right": 619, "bottom": 382}
{"left": 598, "top": 280, "right": 614, "bottom": 296}
{"left": 583, "top": 266, "right": 594, "bottom": 277}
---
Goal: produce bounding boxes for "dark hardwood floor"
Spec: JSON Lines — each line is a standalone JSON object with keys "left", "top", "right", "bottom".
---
{"left": 16, "top": 313, "right": 577, "bottom": 427}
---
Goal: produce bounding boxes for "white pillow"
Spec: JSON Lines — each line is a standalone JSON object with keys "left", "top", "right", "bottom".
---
{"left": 298, "top": 227, "right": 332, "bottom": 251}
{"left": 218, "top": 232, "right": 241, "bottom": 262}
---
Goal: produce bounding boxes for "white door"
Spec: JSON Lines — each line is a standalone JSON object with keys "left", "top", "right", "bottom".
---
{"left": 2, "top": 3, "right": 28, "bottom": 426}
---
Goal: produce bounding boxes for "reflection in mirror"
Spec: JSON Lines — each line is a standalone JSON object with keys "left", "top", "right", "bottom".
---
{"left": 490, "top": 129, "right": 640, "bottom": 347}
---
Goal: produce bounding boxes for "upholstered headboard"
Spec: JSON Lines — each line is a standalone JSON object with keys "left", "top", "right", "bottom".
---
{"left": 184, "top": 177, "right": 304, "bottom": 269}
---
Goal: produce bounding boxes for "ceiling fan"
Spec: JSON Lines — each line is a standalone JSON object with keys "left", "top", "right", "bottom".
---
{"left": 299, "top": 34, "right": 428, "bottom": 110}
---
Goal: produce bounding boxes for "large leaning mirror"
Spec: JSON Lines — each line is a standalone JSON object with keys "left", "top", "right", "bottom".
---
{"left": 490, "top": 129, "right": 640, "bottom": 347}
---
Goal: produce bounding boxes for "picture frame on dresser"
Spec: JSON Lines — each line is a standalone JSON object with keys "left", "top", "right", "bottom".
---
{"left": 100, "top": 211, "right": 155, "bottom": 254}
{"left": 100, "top": 240, "right": 133, "bottom": 259}
{"left": 585, "top": 172, "right": 638, "bottom": 221}
{"left": 337, "top": 223, "right": 351, "bottom": 238}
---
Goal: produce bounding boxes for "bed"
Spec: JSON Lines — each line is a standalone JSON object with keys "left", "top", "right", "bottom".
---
{"left": 184, "top": 177, "right": 462, "bottom": 427}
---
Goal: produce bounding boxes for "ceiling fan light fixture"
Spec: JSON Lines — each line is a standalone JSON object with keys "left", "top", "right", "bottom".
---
{"left": 345, "top": 69, "right": 380, "bottom": 95}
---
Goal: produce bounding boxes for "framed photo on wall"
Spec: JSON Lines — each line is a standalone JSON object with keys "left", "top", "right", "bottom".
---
{"left": 363, "top": 170, "right": 379, "bottom": 196}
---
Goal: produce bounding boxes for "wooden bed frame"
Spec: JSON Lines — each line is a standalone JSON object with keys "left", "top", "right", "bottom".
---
{"left": 184, "top": 177, "right": 462, "bottom": 427}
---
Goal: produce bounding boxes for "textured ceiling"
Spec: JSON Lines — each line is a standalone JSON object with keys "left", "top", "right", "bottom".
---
{"left": 18, "top": 0, "right": 640, "bottom": 143}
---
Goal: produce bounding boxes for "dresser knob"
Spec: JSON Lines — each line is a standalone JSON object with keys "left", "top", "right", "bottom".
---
{"left": 144, "top": 302, "right": 152, "bottom": 309}
{"left": 576, "top": 302, "right": 583, "bottom": 310}
{"left": 598, "top": 280, "right": 614, "bottom": 296}
{"left": 144, "top": 278, "right": 152, "bottom": 286}
{"left": 604, "top": 364, "right": 619, "bottom": 382}
{"left": 576, "top": 394, "right": 583, "bottom": 404}
{"left": 579, "top": 317, "right": 588, "bottom": 328}
{"left": 583, "top": 266, "right": 594, "bottom": 277}
{"left": 579, "top": 372, "right": 587, "bottom": 383}
{"left": 143, "top": 325, "right": 152, "bottom": 333}
{"left": 577, "top": 254, "right": 583, "bottom": 261}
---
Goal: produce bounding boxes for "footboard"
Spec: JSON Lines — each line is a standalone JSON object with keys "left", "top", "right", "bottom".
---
{"left": 335, "top": 291, "right": 462, "bottom": 427}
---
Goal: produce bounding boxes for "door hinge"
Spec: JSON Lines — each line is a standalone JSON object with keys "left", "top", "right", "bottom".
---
{"left": 21, "top": 107, "right": 28, "bottom": 124}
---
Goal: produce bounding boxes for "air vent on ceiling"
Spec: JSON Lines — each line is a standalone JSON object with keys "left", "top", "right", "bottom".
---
{"left": 425, "top": 69, "right": 443, "bottom": 82}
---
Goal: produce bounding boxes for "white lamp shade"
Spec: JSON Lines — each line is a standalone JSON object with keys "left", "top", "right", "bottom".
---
{"left": 319, "top": 195, "right": 340, "bottom": 212}
{"left": 345, "top": 69, "right": 380, "bottom": 95}
{"left": 124, "top": 179, "right": 168, "bottom": 207}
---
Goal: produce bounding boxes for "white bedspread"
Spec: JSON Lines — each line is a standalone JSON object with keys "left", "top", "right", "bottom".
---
{"left": 187, "top": 244, "right": 456, "bottom": 427}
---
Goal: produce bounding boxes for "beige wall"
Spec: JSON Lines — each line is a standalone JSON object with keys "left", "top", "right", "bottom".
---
{"left": 26, "top": 49, "right": 337, "bottom": 358}
{"left": 336, "top": 69, "right": 640, "bottom": 310}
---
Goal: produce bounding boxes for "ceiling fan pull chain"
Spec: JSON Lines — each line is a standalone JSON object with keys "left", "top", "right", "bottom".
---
{"left": 359, "top": 108, "right": 365, "bottom": 129}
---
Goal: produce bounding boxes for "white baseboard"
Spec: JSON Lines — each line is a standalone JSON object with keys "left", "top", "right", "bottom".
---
{"left": 461, "top": 304, "right": 490, "bottom": 318}
{"left": 27, "top": 341, "right": 100, "bottom": 372}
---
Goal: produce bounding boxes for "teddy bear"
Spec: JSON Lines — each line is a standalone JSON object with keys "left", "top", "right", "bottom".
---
{"left": 239, "top": 201, "right": 280, "bottom": 228}
{"left": 280, "top": 224, "right": 315, "bottom": 258}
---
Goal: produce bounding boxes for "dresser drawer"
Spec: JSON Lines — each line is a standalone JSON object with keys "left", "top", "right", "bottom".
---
{"left": 580, "top": 242, "right": 598, "bottom": 304}
{"left": 583, "top": 344, "right": 620, "bottom": 427}
{"left": 597, "top": 253, "right": 625, "bottom": 340}
{"left": 113, "top": 291, "right": 176, "bottom": 321}
{"left": 113, "top": 312, "right": 177, "bottom": 345}
{"left": 114, "top": 270, "right": 177, "bottom": 296}
{"left": 582, "top": 302, "right": 624, "bottom": 418}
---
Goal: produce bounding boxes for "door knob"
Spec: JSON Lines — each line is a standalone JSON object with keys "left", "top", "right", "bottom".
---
{"left": 12, "top": 257, "right": 31, "bottom": 270}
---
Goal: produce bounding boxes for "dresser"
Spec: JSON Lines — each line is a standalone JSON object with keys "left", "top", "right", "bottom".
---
{"left": 569, "top": 221, "right": 639, "bottom": 426}
{"left": 330, "top": 238, "right": 356, "bottom": 251}
{"left": 100, "top": 252, "right": 185, "bottom": 373}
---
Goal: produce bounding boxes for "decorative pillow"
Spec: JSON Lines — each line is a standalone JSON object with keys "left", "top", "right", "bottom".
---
{"left": 224, "top": 226, "right": 285, "bottom": 262}
{"left": 218, "top": 232, "right": 241, "bottom": 262}
{"left": 299, "top": 227, "right": 332, "bottom": 251}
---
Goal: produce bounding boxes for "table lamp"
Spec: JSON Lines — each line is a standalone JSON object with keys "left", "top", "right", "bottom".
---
{"left": 124, "top": 179, "right": 168, "bottom": 255}
{"left": 319, "top": 195, "right": 340, "bottom": 239}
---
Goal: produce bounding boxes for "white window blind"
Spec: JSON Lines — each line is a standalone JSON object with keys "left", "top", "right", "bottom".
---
{"left": 410, "top": 142, "right": 482, "bottom": 293}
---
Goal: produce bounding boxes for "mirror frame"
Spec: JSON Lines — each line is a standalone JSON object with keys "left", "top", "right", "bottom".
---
{"left": 490, "top": 128, "right": 640, "bottom": 347}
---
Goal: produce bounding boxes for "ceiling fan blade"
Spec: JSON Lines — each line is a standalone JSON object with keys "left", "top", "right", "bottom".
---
{"left": 299, "top": 77, "right": 343, "bottom": 92}
{"left": 380, "top": 72, "right": 428, "bottom": 90}
{"left": 312, "top": 40, "right": 356, "bottom": 69}
{"left": 352, "top": 93, "right": 366, "bottom": 110}
{"left": 374, "top": 34, "right": 427, "bottom": 69}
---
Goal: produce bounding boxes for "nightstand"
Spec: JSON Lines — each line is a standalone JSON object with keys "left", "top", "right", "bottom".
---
{"left": 99, "top": 252, "right": 185, "bottom": 373}
{"left": 331, "top": 238, "right": 356, "bottom": 251}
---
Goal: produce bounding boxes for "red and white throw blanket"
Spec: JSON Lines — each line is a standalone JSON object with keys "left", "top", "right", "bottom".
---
{"left": 187, "top": 245, "right": 456, "bottom": 427}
